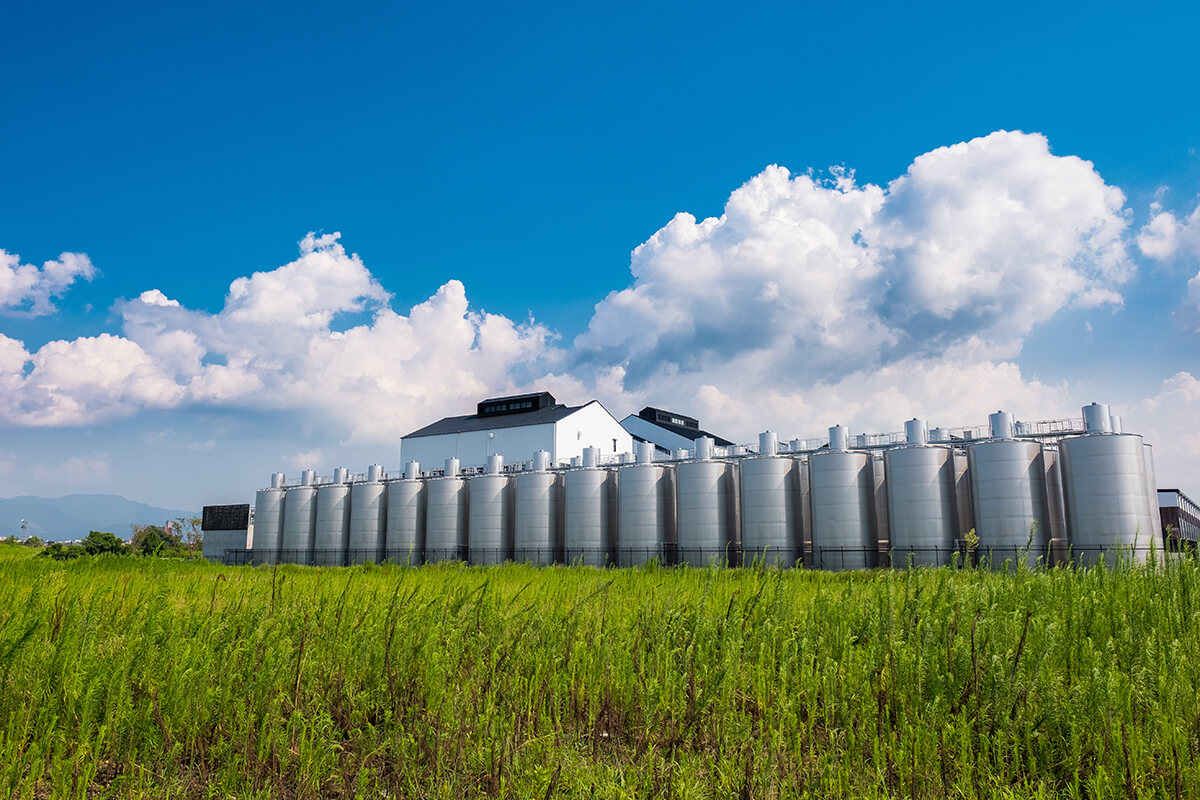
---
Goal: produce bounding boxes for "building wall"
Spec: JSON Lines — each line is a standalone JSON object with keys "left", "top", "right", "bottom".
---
{"left": 401, "top": 423, "right": 557, "bottom": 471}
{"left": 202, "top": 529, "right": 250, "bottom": 562}
{"left": 553, "top": 402, "right": 633, "bottom": 465}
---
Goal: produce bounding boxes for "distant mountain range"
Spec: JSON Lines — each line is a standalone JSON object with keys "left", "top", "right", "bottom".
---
{"left": 0, "top": 494, "right": 198, "bottom": 542}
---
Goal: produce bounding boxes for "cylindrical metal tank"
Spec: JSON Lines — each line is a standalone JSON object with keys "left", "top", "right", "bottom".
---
{"left": 967, "top": 439, "right": 1051, "bottom": 568}
{"left": 1044, "top": 448, "right": 1069, "bottom": 565}
{"left": 367, "top": 464, "right": 384, "bottom": 482}
{"left": 1110, "top": 415, "right": 1124, "bottom": 435}
{"left": 564, "top": 467, "right": 617, "bottom": 565}
{"left": 301, "top": 469, "right": 315, "bottom": 486}
{"left": 884, "top": 445, "right": 958, "bottom": 567}
{"left": 759, "top": 431, "right": 779, "bottom": 456}
{"left": 515, "top": 470, "right": 562, "bottom": 564}
{"left": 871, "top": 454, "right": 889, "bottom": 563}
{"left": 425, "top": 476, "right": 468, "bottom": 562}
{"left": 348, "top": 481, "right": 387, "bottom": 564}
{"left": 1144, "top": 444, "right": 1162, "bottom": 546}
{"left": 636, "top": 441, "right": 656, "bottom": 464}
{"left": 270, "top": 472, "right": 285, "bottom": 489}
{"left": 617, "top": 464, "right": 675, "bottom": 566}
{"left": 1060, "top": 431, "right": 1152, "bottom": 564}
{"left": 468, "top": 473, "right": 513, "bottom": 565}
{"left": 385, "top": 479, "right": 425, "bottom": 565}
{"left": 252, "top": 488, "right": 285, "bottom": 565}
{"left": 281, "top": 486, "right": 317, "bottom": 565}
{"left": 313, "top": 483, "right": 351, "bottom": 566}
{"left": 809, "top": 450, "right": 877, "bottom": 570}
{"left": 739, "top": 456, "right": 800, "bottom": 566}
{"left": 1083, "top": 403, "right": 1112, "bottom": 434}
{"left": 675, "top": 459, "right": 735, "bottom": 566}
{"left": 989, "top": 411, "right": 1014, "bottom": 439}
{"left": 954, "top": 451, "right": 974, "bottom": 544}
{"left": 905, "top": 418, "right": 928, "bottom": 446}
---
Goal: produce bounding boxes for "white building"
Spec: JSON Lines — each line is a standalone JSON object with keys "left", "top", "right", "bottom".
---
{"left": 620, "top": 406, "right": 734, "bottom": 455}
{"left": 400, "top": 392, "right": 632, "bottom": 469}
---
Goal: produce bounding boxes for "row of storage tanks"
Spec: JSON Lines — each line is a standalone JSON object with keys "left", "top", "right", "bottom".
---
{"left": 249, "top": 403, "right": 1163, "bottom": 570}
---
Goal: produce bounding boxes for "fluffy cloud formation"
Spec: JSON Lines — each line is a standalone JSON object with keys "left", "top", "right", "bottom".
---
{"left": 1123, "top": 372, "right": 1200, "bottom": 490}
{"left": 0, "top": 249, "right": 95, "bottom": 315}
{"left": 0, "top": 234, "right": 556, "bottom": 435}
{"left": 0, "top": 132, "right": 1163, "bottom": 458}
{"left": 1137, "top": 200, "right": 1200, "bottom": 261}
{"left": 574, "top": 131, "right": 1131, "bottom": 430}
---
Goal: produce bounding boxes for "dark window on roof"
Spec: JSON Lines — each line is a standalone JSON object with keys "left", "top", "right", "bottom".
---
{"left": 477, "top": 392, "right": 556, "bottom": 418}
{"left": 638, "top": 406, "right": 699, "bottom": 430}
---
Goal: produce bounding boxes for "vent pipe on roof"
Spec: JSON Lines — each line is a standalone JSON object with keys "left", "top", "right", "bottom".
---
{"left": 759, "top": 431, "right": 778, "bottom": 456}
{"left": 829, "top": 425, "right": 848, "bottom": 452}
{"left": 930, "top": 427, "right": 949, "bottom": 443}
{"left": 695, "top": 437, "right": 714, "bottom": 461}
{"left": 405, "top": 461, "right": 420, "bottom": 480}
{"left": 1110, "top": 414, "right": 1123, "bottom": 434}
{"left": 1083, "top": 403, "right": 1112, "bottom": 434}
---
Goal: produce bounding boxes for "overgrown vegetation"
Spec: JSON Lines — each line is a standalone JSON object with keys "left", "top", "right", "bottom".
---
{"left": 0, "top": 542, "right": 1197, "bottom": 798}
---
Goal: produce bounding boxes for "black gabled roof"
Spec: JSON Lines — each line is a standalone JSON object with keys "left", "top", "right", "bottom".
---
{"left": 403, "top": 402, "right": 586, "bottom": 439}
{"left": 633, "top": 418, "right": 735, "bottom": 447}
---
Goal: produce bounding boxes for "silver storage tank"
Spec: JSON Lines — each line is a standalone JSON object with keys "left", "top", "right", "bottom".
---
{"left": 564, "top": 459, "right": 617, "bottom": 567}
{"left": 281, "top": 486, "right": 318, "bottom": 565}
{"left": 515, "top": 454, "right": 562, "bottom": 565}
{"left": 425, "top": 460, "right": 468, "bottom": 563}
{"left": 469, "top": 458, "right": 513, "bottom": 565}
{"left": 739, "top": 455, "right": 801, "bottom": 566}
{"left": 809, "top": 448, "right": 877, "bottom": 571}
{"left": 349, "top": 479, "right": 387, "bottom": 565}
{"left": 885, "top": 438, "right": 958, "bottom": 567}
{"left": 967, "top": 438, "right": 1051, "bottom": 568}
{"left": 252, "top": 488, "right": 285, "bottom": 565}
{"left": 385, "top": 478, "right": 426, "bottom": 565}
{"left": 1060, "top": 430, "right": 1154, "bottom": 564}
{"left": 871, "top": 455, "right": 889, "bottom": 564}
{"left": 1144, "top": 444, "right": 1162, "bottom": 544}
{"left": 798, "top": 459, "right": 813, "bottom": 566}
{"left": 618, "top": 461, "right": 675, "bottom": 566}
{"left": 1044, "top": 448, "right": 1069, "bottom": 566}
{"left": 675, "top": 458, "right": 736, "bottom": 566}
{"left": 954, "top": 451, "right": 974, "bottom": 543}
{"left": 314, "top": 481, "right": 351, "bottom": 567}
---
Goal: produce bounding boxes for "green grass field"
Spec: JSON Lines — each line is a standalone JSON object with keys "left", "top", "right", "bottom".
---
{"left": 1, "top": 542, "right": 1198, "bottom": 799}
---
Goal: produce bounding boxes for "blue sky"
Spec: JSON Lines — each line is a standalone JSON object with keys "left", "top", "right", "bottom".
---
{"left": 1, "top": 1, "right": 1199, "bottom": 513}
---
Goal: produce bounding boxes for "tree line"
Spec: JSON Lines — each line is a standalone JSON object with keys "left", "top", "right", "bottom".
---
{"left": 0, "top": 518, "right": 203, "bottom": 560}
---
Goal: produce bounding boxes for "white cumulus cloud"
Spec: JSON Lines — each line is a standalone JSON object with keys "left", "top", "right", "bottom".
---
{"left": 0, "top": 249, "right": 96, "bottom": 315}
